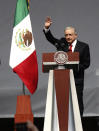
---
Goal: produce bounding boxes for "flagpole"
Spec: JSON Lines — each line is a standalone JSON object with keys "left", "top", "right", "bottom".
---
{"left": 22, "top": 82, "right": 25, "bottom": 95}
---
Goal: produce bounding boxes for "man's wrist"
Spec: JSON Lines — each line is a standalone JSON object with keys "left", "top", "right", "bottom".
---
{"left": 44, "top": 27, "right": 50, "bottom": 32}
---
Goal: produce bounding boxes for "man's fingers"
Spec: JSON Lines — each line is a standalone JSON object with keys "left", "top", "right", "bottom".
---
{"left": 45, "top": 16, "right": 52, "bottom": 23}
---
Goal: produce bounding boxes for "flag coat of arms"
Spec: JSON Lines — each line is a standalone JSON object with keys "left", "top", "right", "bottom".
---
{"left": 9, "top": 0, "right": 38, "bottom": 94}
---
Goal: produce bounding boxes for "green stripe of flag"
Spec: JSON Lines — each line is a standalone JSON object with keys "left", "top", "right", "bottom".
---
{"left": 14, "top": 0, "right": 29, "bottom": 27}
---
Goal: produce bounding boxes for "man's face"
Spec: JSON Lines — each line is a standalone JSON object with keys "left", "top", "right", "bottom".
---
{"left": 64, "top": 28, "right": 77, "bottom": 44}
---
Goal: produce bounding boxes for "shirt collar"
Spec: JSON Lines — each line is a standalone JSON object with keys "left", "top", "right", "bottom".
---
{"left": 72, "top": 39, "right": 77, "bottom": 47}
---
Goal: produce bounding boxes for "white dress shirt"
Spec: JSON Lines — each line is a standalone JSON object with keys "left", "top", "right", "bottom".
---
{"left": 71, "top": 39, "right": 77, "bottom": 52}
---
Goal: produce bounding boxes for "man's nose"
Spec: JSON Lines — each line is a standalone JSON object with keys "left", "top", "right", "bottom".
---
{"left": 67, "top": 35, "right": 70, "bottom": 38}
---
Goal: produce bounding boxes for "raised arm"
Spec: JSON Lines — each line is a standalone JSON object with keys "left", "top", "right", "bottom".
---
{"left": 43, "top": 17, "right": 61, "bottom": 49}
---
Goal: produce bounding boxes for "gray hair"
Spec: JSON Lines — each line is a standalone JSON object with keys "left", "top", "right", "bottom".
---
{"left": 64, "top": 26, "right": 77, "bottom": 35}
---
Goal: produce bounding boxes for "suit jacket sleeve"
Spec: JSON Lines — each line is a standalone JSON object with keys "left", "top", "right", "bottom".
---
{"left": 43, "top": 29, "right": 61, "bottom": 50}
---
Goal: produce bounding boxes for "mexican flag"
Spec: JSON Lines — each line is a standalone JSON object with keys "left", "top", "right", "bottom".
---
{"left": 9, "top": 0, "right": 38, "bottom": 94}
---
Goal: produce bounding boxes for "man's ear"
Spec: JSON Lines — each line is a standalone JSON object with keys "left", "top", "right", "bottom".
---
{"left": 75, "top": 34, "right": 78, "bottom": 39}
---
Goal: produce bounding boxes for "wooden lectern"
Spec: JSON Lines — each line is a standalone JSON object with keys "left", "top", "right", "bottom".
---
{"left": 42, "top": 51, "right": 83, "bottom": 131}
{"left": 14, "top": 95, "right": 33, "bottom": 130}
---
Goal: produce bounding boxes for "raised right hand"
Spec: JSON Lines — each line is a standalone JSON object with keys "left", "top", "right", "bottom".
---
{"left": 45, "top": 16, "right": 52, "bottom": 29}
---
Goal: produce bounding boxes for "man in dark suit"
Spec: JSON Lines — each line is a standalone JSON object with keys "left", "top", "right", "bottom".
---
{"left": 43, "top": 17, "right": 90, "bottom": 117}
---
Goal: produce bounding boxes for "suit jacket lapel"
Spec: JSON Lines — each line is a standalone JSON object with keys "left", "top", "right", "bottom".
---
{"left": 74, "top": 40, "right": 79, "bottom": 52}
